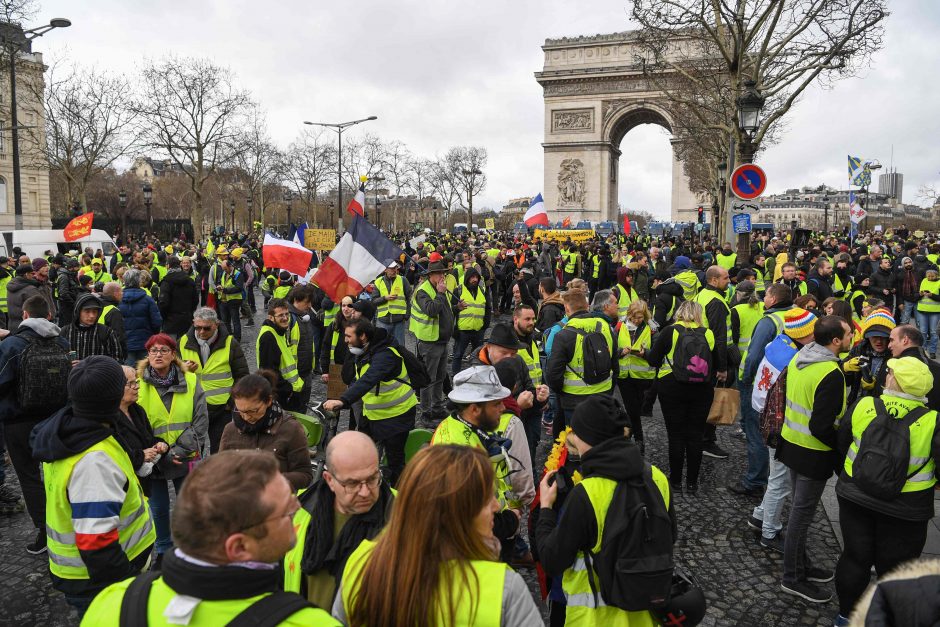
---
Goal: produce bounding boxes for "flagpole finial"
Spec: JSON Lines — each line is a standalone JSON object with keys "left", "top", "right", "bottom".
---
{"left": 359, "top": 175, "right": 369, "bottom": 183}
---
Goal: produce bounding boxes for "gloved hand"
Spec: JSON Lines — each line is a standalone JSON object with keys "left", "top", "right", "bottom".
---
{"left": 861, "top": 377, "right": 876, "bottom": 391}
{"left": 843, "top": 357, "right": 861, "bottom": 373}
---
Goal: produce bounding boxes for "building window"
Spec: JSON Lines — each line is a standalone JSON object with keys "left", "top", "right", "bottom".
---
{"left": 0, "top": 176, "right": 7, "bottom": 213}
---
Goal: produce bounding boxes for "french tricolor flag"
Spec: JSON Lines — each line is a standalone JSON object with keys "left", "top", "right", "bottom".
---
{"left": 262, "top": 232, "right": 313, "bottom": 277}
{"left": 346, "top": 182, "right": 366, "bottom": 217}
{"left": 312, "top": 214, "right": 404, "bottom": 301}
{"left": 523, "top": 193, "right": 549, "bottom": 227}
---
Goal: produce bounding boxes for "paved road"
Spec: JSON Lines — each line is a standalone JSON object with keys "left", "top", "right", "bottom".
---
{"left": 0, "top": 300, "right": 847, "bottom": 626}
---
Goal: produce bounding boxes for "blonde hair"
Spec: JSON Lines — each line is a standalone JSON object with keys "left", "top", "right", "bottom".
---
{"left": 627, "top": 300, "right": 651, "bottom": 323}
{"left": 674, "top": 300, "right": 704, "bottom": 326}
{"left": 566, "top": 278, "right": 587, "bottom": 292}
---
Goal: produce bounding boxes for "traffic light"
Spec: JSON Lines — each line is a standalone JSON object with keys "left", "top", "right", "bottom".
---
{"left": 697, "top": 206, "right": 704, "bottom": 224}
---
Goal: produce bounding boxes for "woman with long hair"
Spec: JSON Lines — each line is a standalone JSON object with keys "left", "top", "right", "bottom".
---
{"left": 615, "top": 299, "right": 654, "bottom": 455}
{"left": 335, "top": 445, "right": 542, "bottom": 626}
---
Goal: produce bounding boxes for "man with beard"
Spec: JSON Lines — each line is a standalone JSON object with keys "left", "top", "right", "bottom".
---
{"left": 832, "top": 254, "right": 854, "bottom": 301}
{"left": 256, "top": 298, "right": 304, "bottom": 408}
{"left": 806, "top": 258, "right": 835, "bottom": 303}
{"left": 451, "top": 267, "right": 489, "bottom": 376}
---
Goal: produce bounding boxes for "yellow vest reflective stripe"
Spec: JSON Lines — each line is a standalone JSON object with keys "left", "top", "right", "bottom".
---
{"left": 561, "top": 471, "right": 668, "bottom": 625}
{"left": 918, "top": 279, "right": 940, "bottom": 313}
{"left": 562, "top": 316, "right": 614, "bottom": 395}
{"left": 341, "top": 539, "right": 505, "bottom": 625}
{"left": 283, "top": 503, "right": 312, "bottom": 593}
{"left": 616, "top": 286, "right": 637, "bottom": 320}
{"left": 674, "top": 270, "right": 700, "bottom": 300}
{"left": 255, "top": 326, "right": 304, "bottom": 392}
{"left": 833, "top": 273, "right": 851, "bottom": 299}
{"left": 0, "top": 273, "right": 10, "bottom": 312}
{"left": 323, "top": 305, "right": 339, "bottom": 328}
{"left": 179, "top": 335, "right": 234, "bottom": 406}
{"left": 409, "top": 280, "right": 440, "bottom": 342}
{"left": 273, "top": 284, "right": 291, "bottom": 300}
{"left": 374, "top": 275, "right": 407, "bottom": 318}
{"left": 356, "top": 347, "right": 418, "bottom": 420}
{"left": 658, "top": 322, "right": 715, "bottom": 379}
{"left": 431, "top": 416, "right": 513, "bottom": 509}
{"left": 781, "top": 359, "right": 845, "bottom": 451}
{"left": 696, "top": 288, "right": 733, "bottom": 347}
{"left": 842, "top": 395, "right": 937, "bottom": 492}
{"left": 617, "top": 323, "right": 653, "bottom": 379}
{"left": 139, "top": 371, "right": 198, "bottom": 445}
{"left": 222, "top": 272, "right": 243, "bottom": 301}
{"left": 43, "top": 437, "right": 154, "bottom": 579}
{"left": 716, "top": 252, "right": 737, "bottom": 270}
{"left": 457, "top": 285, "right": 486, "bottom": 331}
{"left": 753, "top": 267, "right": 766, "bottom": 293}
{"left": 733, "top": 303, "right": 764, "bottom": 378}
{"left": 518, "top": 338, "right": 543, "bottom": 387}
{"left": 562, "top": 250, "right": 578, "bottom": 274}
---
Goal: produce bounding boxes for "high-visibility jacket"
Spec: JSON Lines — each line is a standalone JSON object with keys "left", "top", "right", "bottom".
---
{"left": 139, "top": 371, "right": 198, "bottom": 447}
{"left": 86, "top": 269, "right": 112, "bottom": 284}
{"left": 43, "top": 437, "right": 154, "bottom": 581}
{"left": 518, "top": 337, "right": 543, "bottom": 386}
{"left": 273, "top": 284, "right": 291, "bottom": 300}
{"left": 617, "top": 322, "right": 653, "bottom": 380}
{"left": 615, "top": 285, "right": 638, "bottom": 320}
{"left": 842, "top": 394, "right": 937, "bottom": 494}
{"left": 674, "top": 270, "right": 700, "bottom": 301}
{"left": 356, "top": 347, "right": 418, "bottom": 420}
{"left": 716, "top": 252, "right": 737, "bottom": 270}
{"left": 562, "top": 316, "right": 614, "bottom": 395}
{"left": 456, "top": 285, "right": 486, "bottom": 331}
{"left": 733, "top": 303, "right": 764, "bottom": 379}
{"left": 928, "top": 253, "right": 939, "bottom": 267}
{"left": 781, "top": 358, "right": 845, "bottom": 452}
{"left": 753, "top": 267, "right": 766, "bottom": 294}
{"left": 658, "top": 322, "right": 714, "bottom": 379}
{"left": 562, "top": 250, "right": 579, "bottom": 275}
{"left": 409, "top": 280, "right": 440, "bottom": 342}
{"left": 833, "top": 273, "right": 851, "bottom": 300}
{"left": 696, "top": 288, "right": 733, "bottom": 347}
{"left": 560, "top": 471, "right": 669, "bottom": 627}
{"left": 152, "top": 264, "right": 167, "bottom": 284}
{"left": 432, "top": 416, "right": 513, "bottom": 509}
{"left": 322, "top": 304, "right": 339, "bottom": 329}
{"left": 221, "top": 271, "right": 243, "bottom": 301}
{"left": 179, "top": 335, "right": 234, "bottom": 406}
{"left": 0, "top": 271, "right": 10, "bottom": 312}
{"left": 325, "top": 326, "right": 342, "bottom": 364}
{"left": 256, "top": 325, "right": 304, "bottom": 392}
{"left": 590, "top": 253, "right": 601, "bottom": 279}
{"left": 341, "top": 539, "right": 506, "bottom": 626}
{"left": 918, "top": 279, "right": 940, "bottom": 313}
{"left": 374, "top": 275, "right": 407, "bottom": 320}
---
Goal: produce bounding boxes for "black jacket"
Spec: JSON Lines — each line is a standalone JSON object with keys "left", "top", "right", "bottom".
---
{"left": 100, "top": 294, "right": 127, "bottom": 355}
{"left": 805, "top": 270, "right": 834, "bottom": 302}
{"left": 56, "top": 269, "right": 80, "bottom": 313}
{"left": 339, "top": 328, "right": 405, "bottom": 409}
{"left": 652, "top": 279, "right": 684, "bottom": 328}
{"left": 866, "top": 267, "right": 896, "bottom": 307}
{"left": 700, "top": 285, "right": 730, "bottom": 373}
{"left": 113, "top": 403, "right": 165, "bottom": 496}
{"left": 159, "top": 269, "right": 199, "bottom": 335}
{"left": 288, "top": 304, "right": 315, "bottom": 377}
{"left": 544, "top": 310, "right": 618, "bottom": 411}
{"left": 257, "top": 320, "right": 295, "bottom": 404}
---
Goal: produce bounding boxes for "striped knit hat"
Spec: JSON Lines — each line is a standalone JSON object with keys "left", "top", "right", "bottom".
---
{"left": 783, "top": 307, "right": 817, "bottom": 339}
{"left": 863, "top": 309, "right": 896, "bottom": 339}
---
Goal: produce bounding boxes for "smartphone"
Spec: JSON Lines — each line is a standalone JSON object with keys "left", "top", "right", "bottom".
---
{"left": 68, "top": 351, "right": 78, "bottom": 361}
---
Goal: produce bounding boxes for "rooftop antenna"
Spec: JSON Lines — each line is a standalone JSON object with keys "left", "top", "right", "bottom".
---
{"left": 889, "top": 144, "right": 894, "bottom": 173}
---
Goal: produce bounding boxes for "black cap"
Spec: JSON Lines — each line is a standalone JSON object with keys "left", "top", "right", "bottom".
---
{"left": 351, "top": 299, "right": 376, "bottom": 320}
{"left": 571, "top": 396, "right": 631, "bottom": 446}
{"left": 69, "top": 355, "right": 126, "bottom": 420}
{"left": 486, "top": 323, "right": 525, "bottom": 350}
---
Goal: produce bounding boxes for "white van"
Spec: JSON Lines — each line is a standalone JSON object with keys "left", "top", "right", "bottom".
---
{"left": 0, "top": 229, "right": 118, "bottom": 262}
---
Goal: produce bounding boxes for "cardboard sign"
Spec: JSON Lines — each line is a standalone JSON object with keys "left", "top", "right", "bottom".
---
{"left": 327, "top": 363, "right": 347, "bottom": 400}
{"left": 304, "top": 228, "right": 336, "bottom": 251}
{"left": 532, "top": 228, "right": 595, "bottom": 243}
{"left": 484, "top": 218, "right": 495, "bottom": 229}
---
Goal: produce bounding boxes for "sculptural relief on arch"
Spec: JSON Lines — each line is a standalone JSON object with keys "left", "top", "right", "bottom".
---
{"left": 535, "top": 31, "right": 701, "bottom": 224}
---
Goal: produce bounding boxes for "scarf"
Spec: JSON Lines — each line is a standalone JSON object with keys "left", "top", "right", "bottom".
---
{"left": 148, "top": 364, "right": 179, "bottom": 388}
{"left": 195, "top": 330, "right": 218, "bottom": 365}
{"left": 232, "top": 403, "right": 281, "bottom": 435}
{"left": 161, "top": 548, "right": 279, "bottom": 601}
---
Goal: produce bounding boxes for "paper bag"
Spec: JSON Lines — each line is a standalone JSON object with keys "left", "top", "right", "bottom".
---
{"left": 707, "top": 386, "right": 740, "bottom": 426}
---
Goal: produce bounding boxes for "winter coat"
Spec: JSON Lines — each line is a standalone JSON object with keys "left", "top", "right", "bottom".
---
{"left": 100, "top": 294, "right": 126, "bottom": 356}
{"left": 805, "top": 270, "right": 834, "bottom": 303}
{"left": 288, "top": 304, "right": 315, "bottom": 377}
{"left": 219, "top": 408, "right": 312, "bottom": 491}
{"left": 536, "top": 292, "right": 565, "bottom": 333}
{"left": 0, "top": 317, "right": 70, "bottom": 423}
{"left": 56, "top": 270, "right": 80, "bottom": 315}
{"left": 120, "top": 287, "right": 162, "bottom": 351}
{"left": 62, "top": 293, "right": 123, "bottom": 361}
{"left": 137, "top": 363, "right": 208, "bottom": 464}
{"left": 849, "top": 558, "right": 940, "bottom": 626}
{"left": 866, "top": 267, "right": 896, "bottom": 308}
{"left": 158, "top": 269, "right": 199, "bottom": 335}
{"left": 7, "top": 276, "right": 55, "bottom": 332}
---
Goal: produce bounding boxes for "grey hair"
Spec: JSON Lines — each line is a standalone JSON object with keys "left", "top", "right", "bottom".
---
{"left": 102, "top": 281, "right": 122, "bottom": 298}
{"left": 591, "top": 289, "right": 613, "bottom": 313}
{"left": 123, "top": 268, "right": 142, "bottom": 288}
{"left": 193, "top": 307, "right": 219, "bottom": 323}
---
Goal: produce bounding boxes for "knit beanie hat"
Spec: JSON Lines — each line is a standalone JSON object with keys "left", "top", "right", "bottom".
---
{"left": 783, "top": 308, "right": 817, "bottom": 340}
{"left": 570, "top": 396, "right": 631, "bottom": 446}
{"left": 673, "top": 256, "right": 691, "bottom": 270}
{"left": 863, "top": 309, "right": 896, "bottom": 339}
{"left": 31, "top": 258, "right": 48, "bottom": 272}
{"left": 69, "top": 355, "right": 126, "bottom": 419}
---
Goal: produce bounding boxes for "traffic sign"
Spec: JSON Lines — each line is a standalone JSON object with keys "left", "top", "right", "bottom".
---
{"left": 732, "top": 213, "right": 752, "bottom": 234}
{"left": 731, "top": 199, "right": 760, "bottom": 214}
{"left": 731, "top": 164, "right": 767, "bottom": 200}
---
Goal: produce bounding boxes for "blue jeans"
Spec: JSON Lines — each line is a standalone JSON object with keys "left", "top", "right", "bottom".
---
{"left": 376, "top": 319, "right": 405, "bottom": 346}
{"left": 149, "top": 476, "right": 186, "bottom": 554}
{"left": 738, "top": 383, "right": 768, "bottom": 489}
{"left": 900, "top": 300, "right": 917, "bottom": 324}
{"left": 916, "top": 310, "right": 940, "bottom": 355}
{"left": 752, "top": 447, "right": 791, "bottom": 539}
{"left": 451, "top": 329, "right": 484, "bottom": 376}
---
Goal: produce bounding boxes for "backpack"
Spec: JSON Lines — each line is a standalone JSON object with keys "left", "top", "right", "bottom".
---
{"left": 852, "top": 398, "right": 932, "bottom": 501}
{"left": 759, "top": 367, "right": 788, "bottom": 447}
{"left": 17, "top": 336, "right": 71, "bottom": 415}
{"left": 392, "top": 346, "right": 431, "bottom": 391}
{"left": 566, "top": 321, "right": 612, "bottom": 385}
{"left": 584, "top": 466, "right": 675, "bottom": 611}
{"left": 666, "top": 327, "right": 712, "bottom": 383}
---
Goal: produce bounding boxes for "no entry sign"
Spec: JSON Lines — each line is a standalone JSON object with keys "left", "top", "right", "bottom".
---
{"left": 731, "top": 164, "right": 767, "bottom": 200}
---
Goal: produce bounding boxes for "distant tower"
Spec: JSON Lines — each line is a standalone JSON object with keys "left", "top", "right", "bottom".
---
{"left": 878, "top": 169, "right": 903, "bottom": 203}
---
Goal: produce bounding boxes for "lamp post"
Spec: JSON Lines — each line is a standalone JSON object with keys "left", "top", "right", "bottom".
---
{"left": 118, "top": 189, "right": 127, "bottom": 236}
{"left": 462, "top": 168, "right": 483, "bottom": 231}
{"left": 371, "top": 174, "right": 385, "bottom": 228}
{"left": 230, "top": 200, "right": 236, "bottom": 233}
{"left": 0, "top": 17, "right": 70, "bottom": 230}
{"left": 732, "top": 79, "right": 765, "bottom": 257}
{"left": 823, "top": 194, "right": 830, "bottom": 234}
{"left": 716, "top": 161, "right": 727, "bottom": 230}
{"left": 284, "top": 190, "right": 293, "bottom": 228}
{"left": 303, "top": 116, "right": 377, "bottom": 233}
{"left": 247, "top": 195, "right": 253, "bottom": 231}
{"left": 142, "top": 183, "right": 153, "bottom": 230}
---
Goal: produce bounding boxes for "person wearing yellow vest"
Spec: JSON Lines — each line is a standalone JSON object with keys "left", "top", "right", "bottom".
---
{"left": 561, "top": 241, "right": 580, "bottom": 284}
{"left": 371, "top": 262, "right": 411, "bottom": 345}
{"left": 511, "top": 304, "right": 550, "bottom": 469}
{"left": 257, "top": 298, "right": 305, "bottom": 408}
{"left": 322, "top": 319, "right": 417, "bottom": 486}
{"left": 916, "top": 267, "right": 940, "bottom": 358}
{"left": 409, "top": 260, "right": 454, "bottom": 423}
{"left": 336, "top": 444, "right": 541, "bottom": 625}
{"left": 831, "top": 254, "right": 853, "bottom": 301}
{"left": 85, "top": 258, "right": 112, "bottom": 285}
{"left": 777, "top": 262, "right": 807, "bottom": 297}
{"left": 612, "top": 266, "right": 639, "bottom": 321}
{"left": 695, "top": 265, "right": 733, "bottom": 461}
{"left": 214, "top": 259, "right": 245, "bottom": 342}
{"left": 452, "top": 266, "right": 490, "bottom": 376}
{"left": 777, "top": 315, "right": 852, "bottom": 604}
{"left": 831, "top": 356, "right": 940, "bottom": 624}
{"left": 0, "top": 255, "right": 12, "bottom": 327}
{"left": 536, "top": 395, "right": 696, "bottom": 627}
{"left": 82, "top": 450, "right": 340, "bottom": 626}
{"left": 179, "top": 307, "right": 250, "bottom": 453}
{"left": 614, "top": 300, "right": 655, "bottom": 456}
{"left": 137, "top": 333, "right": 208, "bottom": 568}
{"left": 29, "top": 357, "right": 155, "bottom": 617}
{"left": 715, "top": 242, "right": 737, "bottom": 272}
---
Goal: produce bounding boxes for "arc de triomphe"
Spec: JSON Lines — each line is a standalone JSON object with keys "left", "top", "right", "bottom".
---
{"left": 535, "top": 31, "right": 700, "bottom": 224}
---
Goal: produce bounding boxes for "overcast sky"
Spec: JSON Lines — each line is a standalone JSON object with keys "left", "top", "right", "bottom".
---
{"left": 35, "top": 0, "right": 940, "bottom": 219}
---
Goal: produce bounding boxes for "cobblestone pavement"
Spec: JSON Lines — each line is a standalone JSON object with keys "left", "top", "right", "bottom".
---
{"left": 0, "top": 300, "right": 845, "bottom": 626}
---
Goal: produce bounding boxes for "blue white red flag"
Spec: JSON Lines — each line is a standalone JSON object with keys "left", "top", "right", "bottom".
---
{"left": 312, "top": 214, "right": 404, "bottom": 301}
{"left": 346, "top": 182, "right": 366, "bottom": 217}
{"left": 293, "top": 222, "right": 308, "bottom": 247}
{"left": 262, "top": 232, "right": 313, "bottom": 277}
{"left": 523, "top": 193, "right": 549, "bottom": 227}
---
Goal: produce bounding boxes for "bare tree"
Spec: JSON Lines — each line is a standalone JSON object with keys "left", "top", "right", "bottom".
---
{"left": 232, "top": 104, "right": 281, "bottom": 228}
{"left": 135, "top": 56, "right": 251, "bottom": 237}
{"left": 428, "top": 156, "right": 460, "bottom": 215}
{"left": 282, "top": 128, "right": 335, "bottom": 226}
{"left": 444, "top": 146, "right": 487, "bottom": 227}
{"left": 381, "top": 140, "right": 412, "bottom": 196}
{"left": 342, "top": 133, "right": 386, "bottom": 193}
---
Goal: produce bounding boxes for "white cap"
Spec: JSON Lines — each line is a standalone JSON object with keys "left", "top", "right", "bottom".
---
{"left": 387, "top": 261, "right": 399, "bottom": 269}
{"left": 447, "top": 365, "right": 510, "bottom": 404}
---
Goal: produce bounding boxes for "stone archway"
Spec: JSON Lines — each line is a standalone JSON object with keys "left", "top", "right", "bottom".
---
{"left": 535, "top": 31, "right": 700, "bottom": 224}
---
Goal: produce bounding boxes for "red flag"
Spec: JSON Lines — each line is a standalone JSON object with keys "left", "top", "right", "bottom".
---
{"left": 63, "top": 212, "right": 94, "bottom": 242}
{"left": 346, "top": 182, "right": 366, "bottom": 216}
{"left": 562, "top": 216, "right": 571, "bottom": 228}
{"left": 622, "top": 213, "right": 631, "bottom": 235}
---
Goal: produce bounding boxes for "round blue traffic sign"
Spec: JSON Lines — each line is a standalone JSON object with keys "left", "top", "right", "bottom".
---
{"left": 731, "top": 164, "right": 767, "bottom": 200}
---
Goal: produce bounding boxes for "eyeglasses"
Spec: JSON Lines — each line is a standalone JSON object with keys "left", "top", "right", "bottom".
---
{"left": 193, "top": 325, "right": 215, "bottom": 332}
{"left": 330, "top": 469, "right": 382, "bottom": 493}
{"left": 125, "top": 379, "right": 141, "bottom": 389}
{"left": 148, "top": 347, "right": 172, "bottom": 356}
{"left": 233, "top": 403, "right": 268, "bottom": 419}
{"left": 236, "top": 494, "right": 301, "bottom": 532}
{"left": 272, "top": 312, "right": 291, "bottom": 320}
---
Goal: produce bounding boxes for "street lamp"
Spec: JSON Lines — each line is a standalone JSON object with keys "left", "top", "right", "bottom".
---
{"left": 371, "top": 174, "right": 385, "bottom": 227}
{"left": 142, "top": 183, "right": 153, "bottom": 229}
{"left": 0, "top": 17, "right": 70, "bottom": 230}
{"left": 303, "top": 116, "right": 377, "bottom": 233}
{"left": 733, "top": 79, "right": 764, "bottom": 256}
{"left": 823, "top": 194, "right": 830, "bottom": 233}
{"left": 462, "top": 168, "right": 483, "bottom": 231}
{"left": 247, "top": 195, "right": 253, "bottom": 231}
{"left": 284, "top": 190, "right": 293, "bottom": 228}
{"left": 230, "top": 200, "right": 236, "bottom": 233}
{"left": 329, "top": 202, "right": 335, "bottom": 232}
{"left": 118, "top": 190, "right": 127, "bottom": 237}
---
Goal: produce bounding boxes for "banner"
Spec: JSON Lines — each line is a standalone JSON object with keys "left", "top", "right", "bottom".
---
{"left": 304, "top": 228, "right": 337, "bottom": 251}
{"left": 63, "top": 212, "right": 94, "bottom": 242}
{"left": 533, "top": 228, "right": 595, "bottom": 243}
{"left": 484, "top": 218, "right": 495, "bottom": 229}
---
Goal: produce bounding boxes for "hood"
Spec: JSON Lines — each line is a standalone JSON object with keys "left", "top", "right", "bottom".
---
{"left": 122, "top": 287, "right": 148, "bottom": 303}
{"left": 73, "top": 292, "right": 103, "bottom": 319}
{"left": 17, "top": 316, "right": 62, "bottom": 338}
{"left": 366, "top": 326, "right": 393, "bottom": 354}
{"left": 30, "top": 408, "right": 114, "bottom": 463}
{"left": 463, "top": 267, "right": 481, "bottom": 288}
{"left": 7, "top": 276, "right": 39, "bottom": 293}
{"left": 580, "top": 437, "right": 644, "bottom": 481}
{"left": 794, "top": 341, "right": 840, "bottom": 369}
{"left": 541, "top": 291, "right": 564, "bottom": 308}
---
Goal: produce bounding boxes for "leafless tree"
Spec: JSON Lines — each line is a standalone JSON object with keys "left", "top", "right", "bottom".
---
{"left": 231, "top": 104, "right": 281, "bottom": 228}
{"left": 135, "top": 56, "right": 251, "bottom": 237}
{"left": 428, "top": 156, "right": 460, "bottom": 214}
{"left": 342, "top": 133, "right": 386, "bottom": 193}
{"left": 282, "top": 128, "right": 335, "bottom": 226}
{"left": 445, "top": 146, "right": 487, "bottom": 227}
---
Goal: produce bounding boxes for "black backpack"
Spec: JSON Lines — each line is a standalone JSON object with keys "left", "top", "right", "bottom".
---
{"left": 393, "top": 346, "right": 431, "bottom": 391}
{"left": 585, "top": 466, "right": 675, "bottom": 611}
{"left": 852, "top": 398, "right": 932, "bottom": 501}
{"left": 566, "top": 320, "right": 612, "bottom": 385}
{"left": 666, "top": 327, "right": 713, "bottom": 383}
{"left": 17, "top": 336, "right": 71, "bottom": 415}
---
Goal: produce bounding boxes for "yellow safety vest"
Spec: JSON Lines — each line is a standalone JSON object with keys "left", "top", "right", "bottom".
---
{"left": 457, "top": 285, "right": 486, "bottom": 332}
{"left": 617, "top": 323, "right": 653, "bottom": 380}
{"left": 518, "top": 337, "right": 543, "bottom": 387}
{"left": 43, "top": 437, "right": 154, "bottom": 580}
{"left": 591, "top": 253, "right": 601, "bottom": 279}
{"left": 87, "top": 269, "right": 112, "bottom": 284}
{"left": 615, "top": 285, "right": 638, "bottom": 321}
{"left": 716, "top": 252, "right": 737, "bottom": 270}
{"left": 843, "top": 395, "right": 937, "bottom": 493}
{"left": 138, "top": 371, "right": 198, "bottom": 447}
{"left": 833, "top": 273, "right": 851, "bottom": 300}
{"left": 781, "top": 358, "right": 845, "bottom": 451}
{"left": 674, "top": 270, "right": 700, "bottom": 301}
{"left": 356, "top": 347, "right": 418, "bottom": 420}
{"left": 696, "top": 288, "right": 733, "bottom": 347}
{"left": 255, "top": 325, "right": 304, "bottom": 392}
{"left": 273, "top": 284, "right": 291, "bottom": 300}
{"left": 562, "top": 250, "right": 578, "bottom": 274}
{"left": 179, "top": 335, "right": 234, "bottom": 406}
{"left": 409, "top": 280, "right": 440, "bottom": 342}
{"left": 374, "top": 275, "right": 407, "bottom": 319}
{"left": 732, "top": 303, "right": 764, "bottom": 378}
{"left": 562, "top": 316, "right": 614, "bottom": 395}
{"left": 753, "top": 267, "right": 766, "bottom": 294}
{"left": 341, "top": 539, "right": 505, "bottom": 626}
{"left": 322, "top": 304, "right": 339, "bottom": 329}
{"left": 431, "top": 416, "right": 513, "bottom": 509}
{"left": 0, "top": 271, "right": 10, "bottom": 312}
{"left": 658, "top": 322, "right": 715, "bottom": 379}
{"left": 918, "top": 279, "right": 940, "bottom": 313}
{"left": 222, "top": 271, "right": 243, "bottom": 302}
